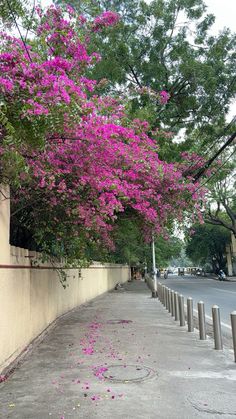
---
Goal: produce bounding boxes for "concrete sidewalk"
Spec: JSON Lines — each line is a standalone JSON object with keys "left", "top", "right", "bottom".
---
{"left": 1, "top": 281, "right": 236, "bottom": 419}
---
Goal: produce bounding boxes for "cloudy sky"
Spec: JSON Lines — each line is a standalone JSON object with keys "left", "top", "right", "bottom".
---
{"left": 205, "top": 0, "right": 235, "bottom": 33}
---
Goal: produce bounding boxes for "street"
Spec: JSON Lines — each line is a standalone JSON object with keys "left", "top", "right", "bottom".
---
{"left": 159, "top": 275, "right": 236, "bottom": 336}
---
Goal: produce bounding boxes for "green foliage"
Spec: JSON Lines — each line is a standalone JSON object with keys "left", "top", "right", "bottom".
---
{"left": 10, "top": 195, "right": 182, "bottom": 269}
{"left": 0, "top": 0, "right": 28, "bottom": 28}
{"left": 10, "top": 190, "right": 91, "bottom": 286}
{"left": 202, "top": 154, "right": 236, "bottom": 237}
{"left": 154, "top": 235, "right": 183, "bottom": 269}
{"left": 57, "top": 0, "right": 236, "bottom": 148}
{"left": 185, "top": 223, "right": 231, "bottom": 271}
{"left": 100, "top": 214, "right": 182, "bottom": 269}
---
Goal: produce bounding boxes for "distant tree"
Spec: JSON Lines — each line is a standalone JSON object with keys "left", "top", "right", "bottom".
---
{"left": 170, "top": 247, "right": 193, "bottom": 268}
{"left": 154, "top": 235, "right": 182, "bottom": 269}
{"left": 186, "top": 224, "right": 231, "bottom": 272}
{"left": 204, "top": 167, "right": 236, "bottom": 238}
{"left": 82, "top": 211, "right": 182, "bottom": 268}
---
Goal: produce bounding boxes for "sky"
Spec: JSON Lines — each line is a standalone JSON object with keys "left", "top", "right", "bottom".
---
{"left": 204, "top": 0, "right": 236, "bottom": 33}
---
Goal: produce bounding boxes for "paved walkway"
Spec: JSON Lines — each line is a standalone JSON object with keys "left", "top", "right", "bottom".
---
{"left": 1, "top": 281, "right": 236, "bottom": 419}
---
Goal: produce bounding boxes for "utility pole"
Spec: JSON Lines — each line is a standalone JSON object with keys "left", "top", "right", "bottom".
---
{"left": 152, "top": 234, "right": 158, "bottom": 298}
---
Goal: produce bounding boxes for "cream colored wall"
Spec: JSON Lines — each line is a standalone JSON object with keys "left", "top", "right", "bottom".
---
{"left": 0, "top": 250, "right": 129, "bottom": 373}
{"left": 0, "top": 186, "right": 129, "bottom": 373}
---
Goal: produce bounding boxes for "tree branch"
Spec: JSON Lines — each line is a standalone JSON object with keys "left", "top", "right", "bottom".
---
{"left": 205, "top": 215, "right": 234, "bottom": 234}
{"left": 128, "top": 64, "right": 142, "bottom": 88}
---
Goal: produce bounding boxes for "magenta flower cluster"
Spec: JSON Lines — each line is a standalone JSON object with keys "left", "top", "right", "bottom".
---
{"left": 92, "top": 11, "right": 120, "bottom": 32}
{"left": 0, "top": 5, "right": 204, "bottom": 247}
{"left": 159, "top": 90, "right": 170, "bottom": 104}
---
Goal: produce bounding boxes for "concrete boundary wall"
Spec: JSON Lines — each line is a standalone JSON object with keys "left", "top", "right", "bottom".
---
{"left": 0, "top": 185, "right": 129, "bottom": 372}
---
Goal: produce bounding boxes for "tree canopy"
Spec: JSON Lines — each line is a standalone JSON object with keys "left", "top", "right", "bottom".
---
{"left": 56, "top": 0, "right": 236, "bottom": 145}
{"left": 203, "top": 154, "right": 236, "bottom": 237}
{"left": 186, "top": 223, "right": 231, "bottom": 272}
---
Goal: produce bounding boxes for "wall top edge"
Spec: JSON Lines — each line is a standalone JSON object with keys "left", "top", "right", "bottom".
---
{"left": 0, "top": 264, "right": 129, "bottom": 270}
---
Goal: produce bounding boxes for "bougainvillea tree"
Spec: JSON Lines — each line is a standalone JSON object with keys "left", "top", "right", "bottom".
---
{"left": 0, "top": 5, "right": 205, "bottom": 266}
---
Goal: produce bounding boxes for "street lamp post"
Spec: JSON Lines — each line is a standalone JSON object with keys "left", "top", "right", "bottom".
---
{"left": 152, "top": 234, "right": 158, "bottom": 298}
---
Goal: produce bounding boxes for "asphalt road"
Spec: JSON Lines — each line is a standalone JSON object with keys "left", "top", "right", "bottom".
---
{"left": 158, "top": 274, "right": 236, "bottom": 337}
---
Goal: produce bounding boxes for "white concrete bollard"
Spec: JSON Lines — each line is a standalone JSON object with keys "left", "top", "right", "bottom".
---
{"left": 212, "top": 305, "right": 223, "bottom": 350}
{"left": 198, "top": 301, "right": 206, "bottom": 340}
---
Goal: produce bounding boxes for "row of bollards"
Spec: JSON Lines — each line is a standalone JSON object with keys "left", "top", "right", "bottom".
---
{"left": 157, "top": 282, "right": 236, "bottom": 362}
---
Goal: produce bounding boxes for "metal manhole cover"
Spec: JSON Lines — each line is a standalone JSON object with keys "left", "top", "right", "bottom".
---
{"left": 103, "top": 364, "right": 156, "bottom": 383}
{"left": 106, "top": 319, "right": 133, "bottom": 325}
{"left": 188, "top": 391, "right": 236, "bottom": 415}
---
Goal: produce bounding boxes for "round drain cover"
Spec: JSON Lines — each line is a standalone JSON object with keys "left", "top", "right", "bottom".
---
{"left": 188, "top": 391, "right": 236, "bottom": 415}
{"left": 107, "top": 319, "right": 132, "bottom": 325}
{"left": 103, "top": 364, "right": 156, "bottom": 383}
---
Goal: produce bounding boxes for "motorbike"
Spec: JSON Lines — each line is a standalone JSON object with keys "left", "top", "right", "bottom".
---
{"left": 218, "top": 271, "right": 226, "bottom": 281}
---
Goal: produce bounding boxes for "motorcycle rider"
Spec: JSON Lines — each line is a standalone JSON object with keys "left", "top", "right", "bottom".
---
{"left": 218, "top": 269, "right": 226, "bottom": 281}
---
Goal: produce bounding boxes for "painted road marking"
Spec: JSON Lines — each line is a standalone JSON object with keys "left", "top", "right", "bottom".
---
{"left": 213, "top": 288, "right": 236, "bottom": 295}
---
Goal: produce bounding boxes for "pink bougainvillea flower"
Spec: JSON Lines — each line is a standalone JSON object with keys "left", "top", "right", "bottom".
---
{"left": 82, "top": 347, "right": 94, "bottom": 355}
{"left": 91, "top": 395, "right": 101, "bottom": 401}
{"left": 92, "top": 11, "right": 120, "bottom": 32}
{"left": 93, "top": 366, "right": 108, "bottom": 380}
{"left": 159, "top": 90, "right": 170, "bottom": 104}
